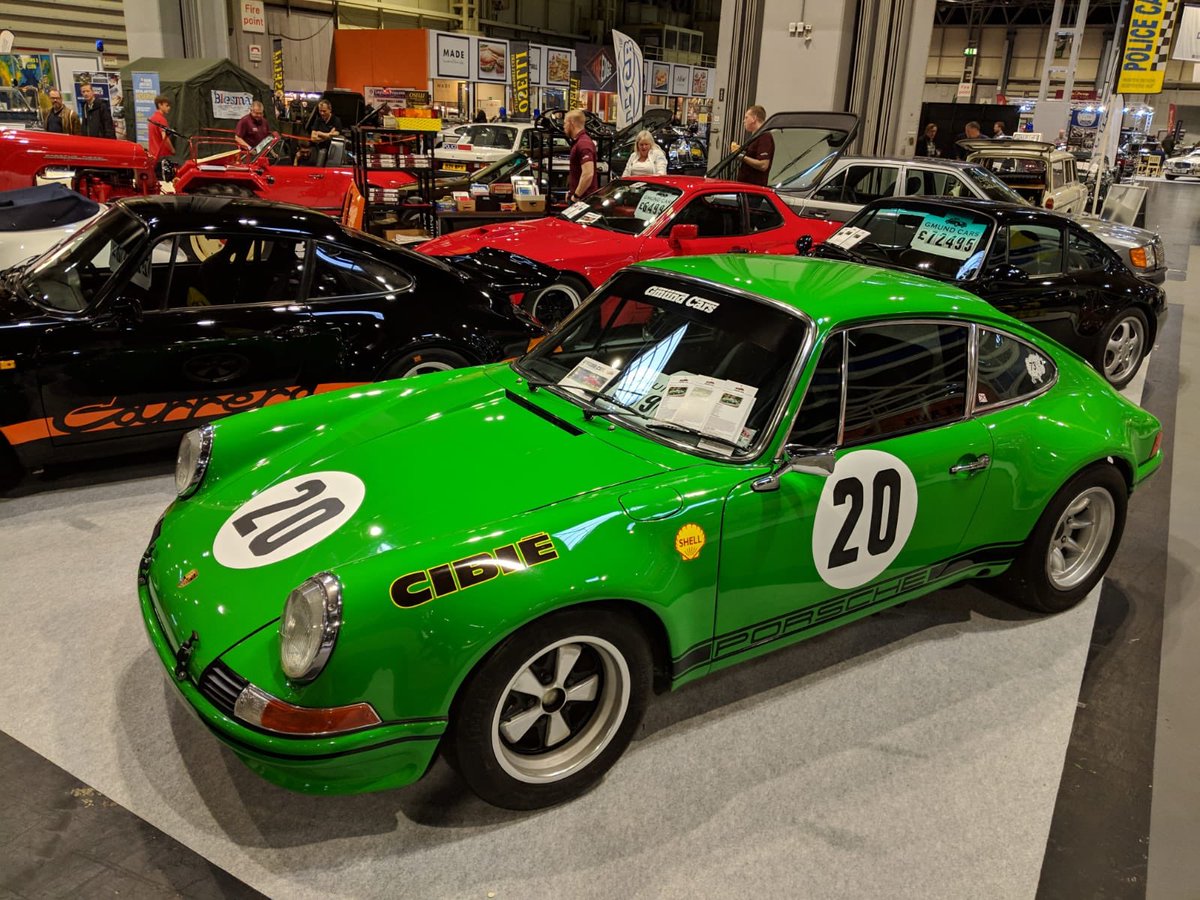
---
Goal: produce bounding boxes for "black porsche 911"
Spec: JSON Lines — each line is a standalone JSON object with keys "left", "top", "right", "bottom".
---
{"left": 0, "top": 195, "right": 552, "bottom": 482}
{"left": 813, "top": 197, "right": 1167, "bottom": 389}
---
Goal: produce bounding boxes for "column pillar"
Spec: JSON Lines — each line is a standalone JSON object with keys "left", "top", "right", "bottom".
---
{"left": 123, "top": 0, "right": 185, "bottom": 60}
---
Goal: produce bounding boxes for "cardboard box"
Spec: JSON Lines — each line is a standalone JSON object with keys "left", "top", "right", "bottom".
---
{"left": 452, "top": 191, "right": 475, "bottom": 212}
{"left": 500, "top": 202, "right": 517, "bottom": 211}
{"left": 516, "top": 195, "right": 545, "bottom": 213}
{"left": 490, "top": 182, "right": 514, "bottom": 196}
{"left": 384, "top": 228, "right": 429, "bottom": 245}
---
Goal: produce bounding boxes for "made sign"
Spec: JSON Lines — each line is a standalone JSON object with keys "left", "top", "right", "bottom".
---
{"left": 1115, "top": 0, "right": 1178, "bottom": 95}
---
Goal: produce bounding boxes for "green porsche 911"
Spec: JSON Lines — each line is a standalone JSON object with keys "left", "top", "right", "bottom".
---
{"left": 140, "top": 251, "right": 1162, "bottom": 809}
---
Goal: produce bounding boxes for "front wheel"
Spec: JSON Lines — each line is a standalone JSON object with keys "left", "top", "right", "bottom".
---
{"left": 1094, "top": 307, "right": 1149, "bottom": 389}
{"left": 380, "top": 347, "right": 471, "bottom": 379}
{"left": 447, "top": 608, "right": 652, "bottom": 809}
{"left": 1165, "top": 174, "right": 1177, "bottom": 181}
{"left": 1000, "top": 464, "right": 1127, "bottom": 613}
{"left": 526, "top": 275, "right": 591, "bottom": 329}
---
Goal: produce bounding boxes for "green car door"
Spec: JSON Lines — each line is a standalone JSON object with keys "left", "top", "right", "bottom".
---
{"left": 715, "top": 320, "right": 993, "bottom": 668}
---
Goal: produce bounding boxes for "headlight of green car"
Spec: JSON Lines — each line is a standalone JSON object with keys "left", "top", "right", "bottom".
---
{"left": 280, "top": 572, "right": 342, "bottom": 683}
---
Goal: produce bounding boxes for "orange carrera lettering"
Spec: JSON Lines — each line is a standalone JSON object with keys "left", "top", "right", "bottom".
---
{"left": 389, "top": 532, "right": 560, "bottom": 609}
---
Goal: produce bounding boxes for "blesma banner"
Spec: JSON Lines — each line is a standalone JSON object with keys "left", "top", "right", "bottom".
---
{"left": 613, "top": 30, "right": 644, "bottom": 131}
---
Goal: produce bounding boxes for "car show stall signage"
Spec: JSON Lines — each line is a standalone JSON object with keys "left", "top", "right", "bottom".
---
{"left": 1115, "top": 0, "right": 1178, "bottom": 94}
{"left": 613, "top": 30, "right": 644, "bottom": 130}
{"left": 271, "top": 37, "right": 284, "bottom": 93}
{"left": 240, "top": 0, "right": 266, "bottom": 34}
{"left": 132, "top": 71, "right": 159, "bottom": 146}
{"left": 511, "top": 43, "right": 531, "bottom": 116}
{"left": 211, "top": 89, "right": 253, "bottom": 118}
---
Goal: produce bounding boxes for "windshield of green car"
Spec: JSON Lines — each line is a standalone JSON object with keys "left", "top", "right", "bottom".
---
{"left": 517, "top": 269, "right": 808, "bottom": 457}
{"left": 20, "top": 205, "right": 148, "bottom": 313}
{"left": 559, "top": 180, "right": 683, "bottom": 235}
{"left": 961, "top": 165, "right": 1029, "bottom": 203}
{"left": 822, "top": 205, "right": 996, "bottom": 281}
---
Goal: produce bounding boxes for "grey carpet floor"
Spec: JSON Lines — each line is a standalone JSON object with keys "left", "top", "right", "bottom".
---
{"left": 0, "top": 367, "right": 1151, "bottom": 899}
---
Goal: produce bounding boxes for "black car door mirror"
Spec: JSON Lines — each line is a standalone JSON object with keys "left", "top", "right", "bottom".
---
{"left": 985, "top": 263, "right": 1028, "bottom": 283}
{"left": 796, "top": 234, "right": 814, "bottom": 255}
{"left": 103, "top": 295, "right": 144, "bottom": 326}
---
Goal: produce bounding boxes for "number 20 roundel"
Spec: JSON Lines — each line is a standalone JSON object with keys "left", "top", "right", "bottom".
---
{"left": 812, "top": 450, "right": 918, "bottom": 590}
{"left": 213, "top": 471, "right": 366, "bottom": 569}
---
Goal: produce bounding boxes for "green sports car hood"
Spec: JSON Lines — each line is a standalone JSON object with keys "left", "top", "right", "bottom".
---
{"left": 148, "top": 367, "right": 672, "bottom": 663}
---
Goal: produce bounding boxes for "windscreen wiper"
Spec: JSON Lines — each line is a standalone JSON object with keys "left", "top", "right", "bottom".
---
{"left": 563, "top": 386, "right": 647, "bottom": 421}
{"left": 641, "top": 420, "right": 747, "bottom": 454}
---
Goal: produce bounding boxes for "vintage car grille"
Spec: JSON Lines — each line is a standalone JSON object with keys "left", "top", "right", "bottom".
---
{"left": 197, "top": 661, "right": 249, "bottom": 717}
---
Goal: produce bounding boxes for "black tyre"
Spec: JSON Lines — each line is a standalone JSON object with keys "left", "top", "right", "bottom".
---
{"left": 447, "top": 608, "right": 652, "bottom": 810}
{"left": 1165, "top": 174, "right": 1177, "bottom": 181}
{"left": 380, "top": 347, "right": 471, "bottom": 379}
{"left": 1000, "top": 464, "right": 1127, "bottom": 614}
{"left": 0, "top": 439, "right": 21, "bottom": 493}
{"left": 526, "top": 275, "right": 591, "bottom": 329}
{"left": 1093, "top": 307, "right": 1149, "bottom": 389}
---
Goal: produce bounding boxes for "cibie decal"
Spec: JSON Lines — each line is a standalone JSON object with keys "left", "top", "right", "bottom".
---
{"left": 812, "top": 450, "right": 918, "bottom": 590}
{"left": 674, "top": 523, "right": 706, "bottom": 561}
{"left": 390, "top": 532, "right": 559, "bottom": 609}
{"left": 213, "top": 472, "right": 366, "bottom": 569}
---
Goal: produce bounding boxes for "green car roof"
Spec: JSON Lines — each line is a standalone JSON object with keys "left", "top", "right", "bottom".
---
{"left": 633, "top": 254, "right": 1003, "bottom": 329}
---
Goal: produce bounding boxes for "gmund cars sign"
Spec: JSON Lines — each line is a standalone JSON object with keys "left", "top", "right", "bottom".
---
{"left": 1115, "top": 0, "right": 1178, "bottom": 94}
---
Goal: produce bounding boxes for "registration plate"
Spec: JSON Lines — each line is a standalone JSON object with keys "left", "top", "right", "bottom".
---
{"left": 443, "top": 163, "right": 468, "bottom": 172}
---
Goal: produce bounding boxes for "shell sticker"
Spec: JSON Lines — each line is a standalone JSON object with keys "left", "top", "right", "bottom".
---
{"left": 675, "top": 523, "right": 706, "bottom": 561}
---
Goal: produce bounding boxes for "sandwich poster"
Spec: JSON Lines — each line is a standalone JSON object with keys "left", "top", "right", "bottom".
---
{"left": 477, "top": 39, "right": 509, "bottom": 82}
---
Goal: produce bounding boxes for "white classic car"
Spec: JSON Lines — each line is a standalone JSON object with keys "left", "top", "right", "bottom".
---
{"left": 0, "top": 183, "right": 104, "bottom": 270}
{"left": 1164, "top": 147, "right": 1200, "bottom": 180}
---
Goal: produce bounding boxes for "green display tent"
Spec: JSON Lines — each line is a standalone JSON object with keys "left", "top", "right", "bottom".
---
{"left": 119, "top": 57, "right": 277, "bottom": 160}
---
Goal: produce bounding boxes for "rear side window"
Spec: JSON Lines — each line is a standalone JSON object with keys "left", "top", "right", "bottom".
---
{"left": 745, "top": 194, "right": 784, "bottom": 232}
{"left": 309, "top": 244, "right": 412, "bottom": 298}
{"left": 842, "top": 322, "right": 969, "bottom": 443}
{"left": 1066, "top": 231, "right": 1109, "bottom": 272}
{"left": 1007, "top": 224, "right": 1063, "bottom": 276}
{"left": 975, "top": 328, "right": 1056, "bottom": 406}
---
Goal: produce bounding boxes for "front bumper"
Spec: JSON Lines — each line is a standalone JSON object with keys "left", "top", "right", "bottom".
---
{"left": 138, "top": 569, "right": 444, "bottom": 795}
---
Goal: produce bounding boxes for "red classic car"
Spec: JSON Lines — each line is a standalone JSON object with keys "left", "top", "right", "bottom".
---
{"left": 171, "top": 133, "right": 417, "bottom": 214}
{"left": 419, "top": 176, "right": 840, "bottom": 324}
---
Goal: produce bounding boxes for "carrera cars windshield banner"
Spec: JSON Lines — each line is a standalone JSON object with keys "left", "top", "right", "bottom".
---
{"left": 1115, "top": 0, "right": 1179, "bottom": 94}
{"left": 613, "top": 30, "right": 644, "bottom": 131}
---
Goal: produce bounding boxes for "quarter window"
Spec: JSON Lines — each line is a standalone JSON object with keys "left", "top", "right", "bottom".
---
{"left": 975, "top": 329, "right": 1056, "bottom": 406}
{"left": 814, "top": 165, "right": 898, "bottom": 204}
{"left": 1066, "top": 230, "right": 1109, "bottom": 272}
{"left": 309, "top": 244, "right": 412, "bottom": 298}
{"left": 842, "top": 322, "right": 969, "bottom": 443}
{"left": 1007, "top": 224, "right": 1063, "bottom": 276}
{"left": 745, "top": 194, "right": 784, "bottom": 232}
{"left": 790, "top": 333, "right": 843, "bottom": 447}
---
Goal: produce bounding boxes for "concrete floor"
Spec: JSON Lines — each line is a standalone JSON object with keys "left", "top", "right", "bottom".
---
{"left": 0, "top": 181, "right": 1196, "bottom": 899}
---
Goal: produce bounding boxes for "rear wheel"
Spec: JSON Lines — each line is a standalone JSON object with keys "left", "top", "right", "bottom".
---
{"left": 380, "top": 347, "right": 471, "bottom": 379}
{"left": 1165, "top": 174, "right": 1177, "bottom": 181}
{"left": 526, "top": 275, "right": 591, "bottom": 329}
{"left": 1000, "top": 464, "right": 1127, "bottom": 613}
{"left": 447, "top": 608, "right": 651, "bottom": 809}
{"left": 1094, "top": 307, "right": 1149, "bottom": 389}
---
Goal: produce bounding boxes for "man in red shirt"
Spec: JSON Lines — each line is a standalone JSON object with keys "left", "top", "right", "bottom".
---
{"left": 731, "top": 105, "right": 773, "bottom": 186}
{"left": 565, "top": 109, "right": 598, "bottom": 202}
{"left": 147, "top": 96, "right": 175, "bottom": 178}
{"left": 234, "top": 100, "right": 271, "bottom": 152}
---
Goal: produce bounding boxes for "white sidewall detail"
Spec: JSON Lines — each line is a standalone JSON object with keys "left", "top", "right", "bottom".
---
{"left": 812, "top": 450, "right": 918, "bottom": 590}
{"left": 214, "top": 471, "right": 366, "bottom": 569}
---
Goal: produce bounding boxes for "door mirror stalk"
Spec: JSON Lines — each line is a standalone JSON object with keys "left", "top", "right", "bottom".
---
{"left": 751, "top": 445, "right": 836, "bottom": 492}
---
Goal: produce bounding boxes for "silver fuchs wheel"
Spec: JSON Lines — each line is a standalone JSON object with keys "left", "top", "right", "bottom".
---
{"left": 448, "top": 608, "right": 651, "bottom": 809}
{"left": 1044, "top": 487, "right": 1117, "bottom": 590}
{"left": 1097, "top": 308, "right": 1149, "bottom": 389}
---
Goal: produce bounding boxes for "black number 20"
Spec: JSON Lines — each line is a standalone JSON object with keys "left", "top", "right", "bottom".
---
{"left": 828, "top": 469, "right": 902, "bottom": 568}
{"left": 232, "top": 478, "right": 346, "bottom": 558}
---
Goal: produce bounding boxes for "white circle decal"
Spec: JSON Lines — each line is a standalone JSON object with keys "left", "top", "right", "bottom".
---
{"left": 812, "top": 450, "right": 918, "bottom": 590}
{"left": 214, "top": 471, "right": 366, "bottom": 569}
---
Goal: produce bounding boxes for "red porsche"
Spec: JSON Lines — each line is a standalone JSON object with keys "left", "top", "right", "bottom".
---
{"left": 419, "top": 176, "right": 839, "bottom": 324}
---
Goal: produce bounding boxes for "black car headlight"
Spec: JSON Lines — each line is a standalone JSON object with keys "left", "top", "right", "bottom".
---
{"left": 280, "top": 573, "right": 342, "bottom": 684}
{"left": 174, "top": 425, "right": 213, "bottom": 498}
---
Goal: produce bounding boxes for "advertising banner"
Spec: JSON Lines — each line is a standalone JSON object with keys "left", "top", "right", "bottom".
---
{"left": 271, "top": 37, "right": 284, "bottom": 92}
{"left": 434, "top": 32, "right": 471, "bottom": 79}
{"left": 613, "top": 31, "right": 644, "bottom": 130}
{"left": 670, "top": 64, "right": 691, "bottom": 96}
{"left": 1172, "top": 3, "right": 1200, "bottom": 61}
{"left": 544, "top": 46, "right": 572, "bottom": 86}
{"left": 568, "top": 74, "right": 580, "bottom": 110}
{"left": 477, "top": 38, "right": 510, "bottom": 83}
{"left": 649, "top": 61, "right": 670, "bottom": 95}
{"left": 211, "top": 89, "right": 254, "bottom": 119}
{"left": 1115, "top": 0, "right": 1179, "bottom": 94}
{"left": 132, "top": 71, "right": 159, "bottom": 146}
{"left": 578, "top": 43, "right": 616, "bottom": 92}
{"left": 511, "top": 42, "right": 532, "bottom": 118}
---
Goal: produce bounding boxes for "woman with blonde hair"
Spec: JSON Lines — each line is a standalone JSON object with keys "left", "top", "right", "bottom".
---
{"left": 622, "top": 130, "right": 668, "bottom": 177}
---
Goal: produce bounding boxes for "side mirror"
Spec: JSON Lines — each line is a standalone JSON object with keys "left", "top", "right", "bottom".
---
{"left": 667, "top": 223, "right": 699, "bottom": 250}
{"left": 106, "top": 295, "right": 143, "bottom": 326}
{"left": 795, "top": 234, "right": 813, "bottom": 255}
{"left": 751, "top": 445, "right": 836, "bottom": 492}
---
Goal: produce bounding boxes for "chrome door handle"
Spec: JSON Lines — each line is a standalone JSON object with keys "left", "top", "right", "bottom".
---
{"left": 949, "top": 454, "right": 991, "bottom": 475}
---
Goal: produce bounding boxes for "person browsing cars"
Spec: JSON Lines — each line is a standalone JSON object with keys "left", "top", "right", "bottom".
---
{"left": 40, "top": 89, "right": 80, "bottom": 134}
{"left": 235, "top": 100, "right": 271, "bottom": 152}
{"left": 623, "top": 130, "right": 668, "bottom": 177}
{"left": 731, "top": 105, "right": 773, "bottom": 185}
{"left": 565, "top": 108, "right": 597, "bottom": 202}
